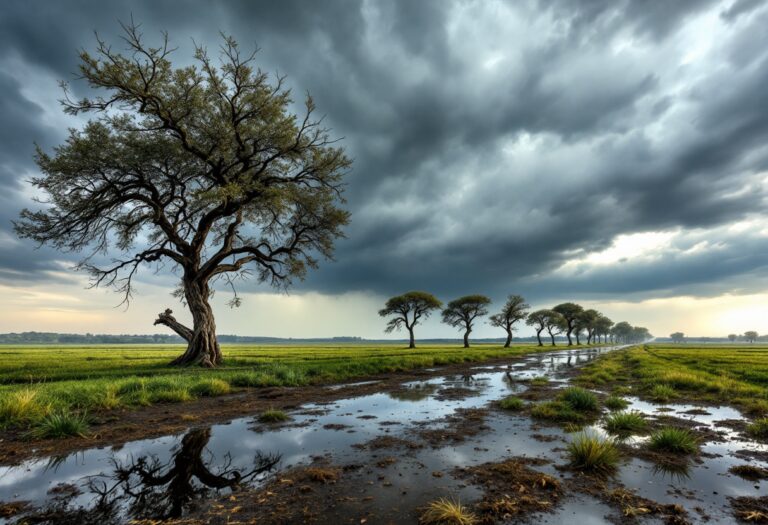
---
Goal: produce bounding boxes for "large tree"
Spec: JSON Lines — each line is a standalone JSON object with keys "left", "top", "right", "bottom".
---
{"left": 14, "top": 25, "right": 350, "bottom": 367}
{"left": 670, "top": 332, "right": 685, "bottom": 343}
{"left": 744, "top": 331, "right": 759, "bottom": 343}
{"left": 489, "top": 294, "right": 530, "bottom": 348}
{"left": 526, "top": 309, "right": 561, "bottom": 347}
{"left": 441, "top": 295, "right": 491, "bottom": 348}
{"left": 576, "top": 309, "right": 600, "bottom": 345}
{"left": 552, "top": 303, "right": 583, "bottom": 346}
{"left": 378, "top": 291, "right": 442, "bottom": 348}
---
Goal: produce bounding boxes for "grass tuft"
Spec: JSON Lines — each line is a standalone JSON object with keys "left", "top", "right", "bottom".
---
{"left": 649, "top": 384, "right": 676, "bottom": 402}
{"left": 648, "top": 427, "right": 698, "bottom": 455}
{"left": 567, "top": 431, "right": 620, "bottom": 473}
{"left": 530, "top": 376, "right": 549, "bottom": 386}
{"left": 258, "top": 408, "right": 289, "bottom": 423}
{"left": 420, "top": 497, "right": 478, "bottom": 525}
{"left": 560, "top": 387, "right": 599, "bottom": 412}
{"left": 189, "top": 378, "right": 231, "bottom": 397}
{"left": 498, "top": 396, "right": 524, "bottom": 411}
{"left": 605, "top": 396, "right": 629, "bottom": 411}
{"left": 31, "top": 411, "right": 89, "bottom": 439}
{"left": 604, "top": 411, "right": 647, "bottom": 436}
{"left": 531, "top": 401, "right": 584, "bottom": 423}
{"left": 747, "top": 418, "right": 768, "bottom": 439}
{"left": 0, "top": 389, "right": 50, "bottom": 426}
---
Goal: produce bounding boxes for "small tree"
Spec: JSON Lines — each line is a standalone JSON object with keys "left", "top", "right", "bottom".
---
{"left": 544, "top": 311, "right": 566, "bottom": 346}
{"left": 489, "top": 294, "right": 530, "bottom": 348}
{"left": 593, "top": 315, "right": 614, "bottom": 344}
{"left": 526, "top": 309, "right": 550, "bottom": 347}
{"left": 441, "top": 295, "right": 491, "bottom": 348}
{"left": 552, "top": 303, "right": 583, "bottom": 346}
{"left": 744, "top": 331, "right": 759, "bottom": 343}
{"left": 14, "top": 25, "right": 351, "bottom": 367}
{"left": 378, "top": 291, "right": 442, "bottom": 348}
{"left": 728, "top": 334, "right": 737, "bottom": 343}
{"left": 670, "top": 332, "right": 685, "bottom": 344}
{"left": 575, "top": 308, "right": 599, "bottom": 345}
{"left": 612, "top": 322, "right": 633, "bottom": 343}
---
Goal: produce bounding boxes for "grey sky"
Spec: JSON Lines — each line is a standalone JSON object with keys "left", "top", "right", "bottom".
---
{"left": 0, "top": 0, "right": 767, "bottom": 337}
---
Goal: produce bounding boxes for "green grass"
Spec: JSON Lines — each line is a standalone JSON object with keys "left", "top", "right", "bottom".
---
{"left": 567, "top": 431, "right": 620, "bottom": 473}
{"left": 258, "top": 408, "right": 290, "bottom": 423}
{"left": 649, "top": 384, "right": 677, "bottom": 402}
{"left": 648, "top": 427, "right": 698, "bottom": 455}
{"left": 530, "top": 376, "right": 549, "bottom": 386}
{"left": 498, "top": 396, "right": 525, "bottom": 410}
{"left": 31, "top": 411, "right": 89, "bottom": 439}
{"left": 604, "top": 411, "right": 647, "bottom": 436}
{"left": 531, "top": 400, "right": 585, "bottom": 423}
{"left": 605, "top": 396, "right": 629, "bottom": 411}
{"left": 0, "top": 343, "right": 554, "bottom": 432}
{"left": 747, "top": 418, "right": 768, "bottom": 439}
{"left": 575, "top": 344, "right": 768, "bottom": 417}
{"left": 560, "top": 387, "right": 599, "bottom": 411}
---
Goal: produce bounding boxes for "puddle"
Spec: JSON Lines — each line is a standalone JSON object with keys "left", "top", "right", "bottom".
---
{"left": 1, "top": 344, "right": 765, "bottom": 524}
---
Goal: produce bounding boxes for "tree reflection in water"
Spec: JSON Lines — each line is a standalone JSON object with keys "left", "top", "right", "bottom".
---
{"left": 91, "top": 427, "right": 281, "bottom": 519}
{"left": 20, "top": 427, "right": 280, "bottom": 524}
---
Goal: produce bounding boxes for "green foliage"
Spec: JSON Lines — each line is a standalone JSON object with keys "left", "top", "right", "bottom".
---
{"left": 567, "top": 431, "right": 620, "bottom": 473}
{"left": 31, "top": 411, "right": 89, "bottom": 439}
{"left": 648, "top": 427, "right": 698, "bottom": 455}
{"left": 0, "top": 389, "right": 50, "bottom": 427}
{"left": 531, "top": 401, "right": 584, "bottom": 423}
{"left": 605, "top": 396, "right": 629, "bottom": 411}
{"left": 189, "top": 378, "right": 231, "bottom": 397}
{"left": 498, "top": 396, "right": 525, "bottom": 410}
{"left": 604, "top": 411, "right": 647, "bottom": 436}
{"left": 649, "top": 384, "right": 677, "bottom": 402}
{"left": 258, "top": 409, "right": 289, "bottom": 423}
{"left": 560, "top": 387, "right": 599, "bottom": 411}
{"left": 747, "top": 418, "right": 768, "bottom": 439}
{"left": 530, "top": 376, "right": 549, "bottom": 386}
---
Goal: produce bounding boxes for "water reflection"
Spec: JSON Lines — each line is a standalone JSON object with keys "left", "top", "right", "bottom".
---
{"left": 17, "top": 427, "right": 280, "bottom": 523}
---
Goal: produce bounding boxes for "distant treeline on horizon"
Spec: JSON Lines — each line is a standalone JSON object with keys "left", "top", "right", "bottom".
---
{"left": 1, "top": 331, "right": 568, "bottom": 345}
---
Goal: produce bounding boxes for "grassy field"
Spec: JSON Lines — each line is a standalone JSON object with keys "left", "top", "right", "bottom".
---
{"left": 0, "top": 342, "right": 563, "bottom": 436}
{"left": 576, "top": 344, "right": 768, "bottom": 417}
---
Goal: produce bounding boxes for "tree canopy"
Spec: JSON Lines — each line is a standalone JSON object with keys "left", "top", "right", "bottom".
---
{"left": 552, "top": 302, "right": 583, "bottom": 346}
{"left": 489, "top": 294, "right": 530, "bottom": 347}
{"left": 14, "top": 24, "right": 350, "bottom": 367}
{"left": 441, "top": 295, "right": 491, "bottom": 348}
{"left": 378, "top": 291, "right": 442, "bottom": 348}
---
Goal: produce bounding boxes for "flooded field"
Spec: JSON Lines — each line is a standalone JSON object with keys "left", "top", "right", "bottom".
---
{"left": 1, "top": 345, "right": 765, "bottom": 524}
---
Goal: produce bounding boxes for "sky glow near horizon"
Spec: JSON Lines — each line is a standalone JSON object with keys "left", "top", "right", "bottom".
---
{"left": 0, "top": 0, "right": 767, "bottom": 339}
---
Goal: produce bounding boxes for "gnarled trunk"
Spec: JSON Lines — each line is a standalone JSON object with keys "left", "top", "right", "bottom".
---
{"left": 504, "top": 329, "right": 512, "bottom": 348}
{"left": 535, "top": 329, "right": 543, "bottom": 346}
{"left": 463, "top": 327, "right": 471, "bottom": 348}
{"left": 155, "top": 281, "right": 222, "bottom": 367}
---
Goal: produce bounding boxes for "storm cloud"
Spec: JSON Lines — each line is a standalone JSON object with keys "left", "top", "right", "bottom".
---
{"left": 1, "top": 0, "right": 767, "bottom": 309}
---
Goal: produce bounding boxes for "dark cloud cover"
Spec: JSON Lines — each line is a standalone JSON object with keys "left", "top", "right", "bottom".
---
{"left": 1, "top": 0, "right": 768, "bottom": 306}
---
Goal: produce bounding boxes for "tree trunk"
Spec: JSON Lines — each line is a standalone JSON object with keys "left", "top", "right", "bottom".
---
{"left": 549, "top": 331, "right": 556, "bottom": 346}
{"left": 566, "top": 328, "right": 573, "bottom": 346}
{"left": 463, "top": 328, "right": 470, "bottom": 348}
{"left": 408, "top": 327, "right": 415, "bottom": 349}
{"left": 156, "top": 281, "right": 222, "bottom": 367}
{"left": 575, "top": 331, "right": 581, "bottom": 345}
{"left": 536, "top": 329, "right": 543, "bottom": 346}
{"left": 504, "top": 329, "right": 512, "bottom": 348}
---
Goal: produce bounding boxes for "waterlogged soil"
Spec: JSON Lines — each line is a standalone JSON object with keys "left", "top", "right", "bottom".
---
{"left": 1, "top": 345, "right": 767, "bottom": 524}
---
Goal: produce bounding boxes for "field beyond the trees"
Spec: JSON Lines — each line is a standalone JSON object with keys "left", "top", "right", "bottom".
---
{"left": 0, "top": 342, "right": 567, "bottom": 432}
{"left": 576, "top": 343, "right": 768, "bottom": 415}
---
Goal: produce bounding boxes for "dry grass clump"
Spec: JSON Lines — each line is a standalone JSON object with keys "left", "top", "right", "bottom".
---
{"left": 420, "top": 498, "right": 478, "bottom": 525}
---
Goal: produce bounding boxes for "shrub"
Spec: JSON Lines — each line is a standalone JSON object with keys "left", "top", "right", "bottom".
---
{"left": 420, "top": 497, "right": 478, "bottom": 525}
{"left": 604, "top": 411, "right": 647, "bottom": 436}
{"left": 31, "top": 411, "right": 89, "bottom": 439}
{"left": 258, "top": 409, "right": 289, "bottom": 423}
{"left": 567, "top": 431, "right": 620, "bottom": 473}
{"left": 498, "top": 396, "right": 524, "bottom": 410}
{"left": 190, "top": 378, "right": 231, "bottom": 397}
{"left": 560, "top": 387, "right": 599, "bottom": 412}
{"left": 531, "top": 401, "right": 584, "bottom": 423}
{"left": 0, "top": 389, "right": 50, "bottom": 426}
{"left": 747, "top": 418, "right": 768, "bottom": 439}
{"left": 649, "top": 384, "right": 676, "bottom": 402}
{"left": 605, "top": 396, "right": 629, "bottom": 411}
{"left": 648, "top": 427, "right": 698, "bottom": 455}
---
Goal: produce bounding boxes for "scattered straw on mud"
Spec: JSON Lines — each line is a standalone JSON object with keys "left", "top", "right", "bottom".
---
{"left": 730, "top": 496, "right": 768, "bottom": 523}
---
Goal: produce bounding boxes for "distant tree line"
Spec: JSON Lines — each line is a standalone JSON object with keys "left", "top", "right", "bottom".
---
{"left": 669, "top": 331, "right": 764, "bottom": 343}
{"left": 379, "top": 292, "right": 652, "bottom": 348}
